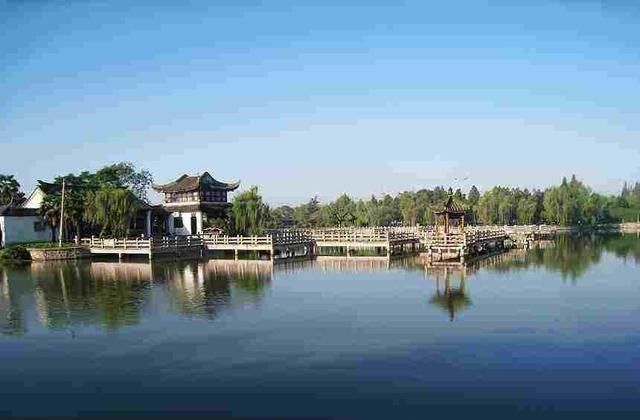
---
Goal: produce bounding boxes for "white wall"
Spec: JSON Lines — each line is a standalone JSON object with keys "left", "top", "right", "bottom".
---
{"left": 23, "top": 188, "right": 46, "bottom": 209}
{"left": 167, "top": 211, "right": 202, "bottom": 236}
{"left": 0, "top": 216, "right": 52, "bottom": 247}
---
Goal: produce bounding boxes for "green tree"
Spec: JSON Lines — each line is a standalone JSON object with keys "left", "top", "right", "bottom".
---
{"left": 398, "top": 192, "right": 418, "bottom": 226}
{"left": 231, "top": 186, "right": 268, "bottom": 235}
{"left": 0, "top": 174, "right": 25, "bottom": 205}
{"left": 84, "top": 188, "right": 140, "bottom": 237}
{"left": 354, "top": 200, "right": 370, "bottom": 227}
{"left": 468, "top": 185, "right": 480, "bottom": 206}
{"left": 95, "top": 162, "right": 153, "bottom": 200}
{"left": 326, "top": 194, "right": 356, "bottom": 227}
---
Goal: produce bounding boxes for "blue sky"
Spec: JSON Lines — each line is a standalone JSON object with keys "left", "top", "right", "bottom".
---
{"left": 1, "top": 0, "right": 640, "bottom": 204}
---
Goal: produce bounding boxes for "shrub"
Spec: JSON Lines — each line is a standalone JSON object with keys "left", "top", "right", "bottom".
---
{"left": 0, "top": 245, "right": 32, "bottom": 262}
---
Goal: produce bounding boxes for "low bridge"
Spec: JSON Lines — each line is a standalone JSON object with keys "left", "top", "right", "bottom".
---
{"left": 76, "top": 224, "right": 561, "bottom": 262}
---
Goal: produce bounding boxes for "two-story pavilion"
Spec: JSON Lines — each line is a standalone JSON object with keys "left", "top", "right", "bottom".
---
{"left": 153, "top": 172, "right": 240, "bottom": 235}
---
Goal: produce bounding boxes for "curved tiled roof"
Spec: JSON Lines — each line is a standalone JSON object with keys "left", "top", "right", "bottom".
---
{"left": 153, "top": 172, "right": 240, "bottom": 193}
{"left": 36, "top": 180, "right": 62, "bottom": 195}
{"left": 435, "top": 195, "right": 466, "bottom": 215}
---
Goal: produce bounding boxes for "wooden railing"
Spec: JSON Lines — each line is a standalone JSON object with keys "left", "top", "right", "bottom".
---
{"left": 202, "top": 235, "right": 273, "bottom": 246}
{"left": 151, "top": 236, "right": 204, "bottom": 249}
{"left": 464, "top": 229, "right": 507, "bottom": 244}
{"left": 80, "top": 237, "right": 152, "bottom": 249}
{"left": 310, "top": 230, "right": 417, "bottom": 243}
{"left": 422, "top": 229, "right": 507, "bottom": 247}
{"left": 80, "top": 236, "right": 204, "bottom": 250}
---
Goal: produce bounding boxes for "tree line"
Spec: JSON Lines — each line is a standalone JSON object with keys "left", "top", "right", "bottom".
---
{"left": 230, "top": 175, "right": 640, "bottom": 234}
{"left": 1, "top": 163, "right": 153, "bottom": 240}
{"left": 2, "top": 169, "right": 639, "bottom": 238}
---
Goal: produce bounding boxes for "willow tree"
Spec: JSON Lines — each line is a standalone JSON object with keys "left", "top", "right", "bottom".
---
{"left": 84, "top": 188, "right": 140, "bottom": 237}
{"left": 231, "top": 186, "right": 267, "bottom": 236}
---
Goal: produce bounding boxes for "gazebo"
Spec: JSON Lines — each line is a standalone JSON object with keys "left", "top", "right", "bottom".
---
{"left": 434, "top": 195, "right": 466, "bottom": 235}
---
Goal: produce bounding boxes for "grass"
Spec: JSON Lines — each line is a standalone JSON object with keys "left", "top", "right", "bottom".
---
{"left": 11, "top": 241, "right": 77, "bottom": 249}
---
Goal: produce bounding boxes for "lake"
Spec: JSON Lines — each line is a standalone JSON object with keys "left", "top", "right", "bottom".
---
{"left": 1, "top": 234, "right": 639, "bottom": 419}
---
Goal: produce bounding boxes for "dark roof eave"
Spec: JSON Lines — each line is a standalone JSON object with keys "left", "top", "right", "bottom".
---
{"left": 435, "top": 210, "right": 467, "bottom": 216}
{"left": 152, "top": 172, "right": 240, "bottom": 193}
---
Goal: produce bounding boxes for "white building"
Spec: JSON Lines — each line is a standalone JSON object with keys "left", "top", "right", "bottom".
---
{"left": 0, "top": 204, "right": 52, "bottom": 248}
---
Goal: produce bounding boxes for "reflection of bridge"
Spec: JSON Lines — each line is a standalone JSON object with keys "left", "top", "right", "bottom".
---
{"left": 314, "top": 256, "right": 391, "bottom": 272}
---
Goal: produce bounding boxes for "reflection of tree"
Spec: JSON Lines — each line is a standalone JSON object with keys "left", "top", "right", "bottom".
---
{"left": 602, "top": 233, "right": 640, "bottom": 263}
{"left": 33, "top": 263, "right": 151, "bottom": 331}
{"left": 486, "top": 234, "right": 640, "bottom": 282}
{"left": 0, "top": 268, "right": 30, "bottom": 336}
{"left": 94, "top": 278, "right": 149, "bottom": 330}
{"left": 428, "top": 268, "right": 472, "bottom": 321}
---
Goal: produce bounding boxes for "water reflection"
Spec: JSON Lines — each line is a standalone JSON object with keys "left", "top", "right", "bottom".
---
{"left": 485, "top": 233, "right": 640, "bottom": 281}
{"left": 0, "top": 260, "right": 274, "bottom": 334}
{"left": 154, "top": 260, "right": 272, "bottom": 320}
{"left": 33, "top": 262, "right": 152, "bottom": 331}
{"left": 0, "top": 269, "right": 28, "bottom": 335}
{"left": 1, "top": 234, "right": 639, "bottom": 335}
{"left": 427, "top": 266, "right": 472, "bottom": 321}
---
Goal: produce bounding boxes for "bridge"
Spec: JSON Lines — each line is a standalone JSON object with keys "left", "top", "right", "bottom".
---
{"left": 76, "top": 225, "right": 562, "bottom": 262}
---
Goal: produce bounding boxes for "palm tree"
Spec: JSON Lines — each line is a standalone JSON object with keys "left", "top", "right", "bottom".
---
{"left": 40, "top": 193, "right": 61, "bottom": 242}
{"left": 0, "top": 174, "right": 24, "bottom": 205}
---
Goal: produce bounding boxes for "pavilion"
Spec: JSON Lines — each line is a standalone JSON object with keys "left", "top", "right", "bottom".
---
{"left": 434, "top": 195, "right": 467, "bottom": 235}
{"left": 153, "top": 172, "right": 240, "bottom": 235}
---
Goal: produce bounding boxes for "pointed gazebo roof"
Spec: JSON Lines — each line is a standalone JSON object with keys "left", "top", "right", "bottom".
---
{"left": 434, "top": 195, "right": 466, "bottom": 216}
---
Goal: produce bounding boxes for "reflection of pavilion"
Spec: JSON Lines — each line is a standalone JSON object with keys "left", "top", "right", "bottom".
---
{"left": 426, "top": 265, "right": 472, "bottom": 321}
{"left": 155, "top": 260, "right": 273, "bottom": 319}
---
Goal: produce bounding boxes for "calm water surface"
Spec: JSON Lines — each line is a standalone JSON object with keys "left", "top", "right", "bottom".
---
{"left": 1, "top": 235, "right": 640, "bottom": 419}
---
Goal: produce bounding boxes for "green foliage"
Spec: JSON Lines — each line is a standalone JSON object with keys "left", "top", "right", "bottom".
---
{"left": 264, "top": 205, "right": 294, "bottom": 229}
{"left": 542, "top": 175, "right": 611, "bottom": 226}
{"left": 0, "top": 174, "right": 25, "bottom": 205}
{"left": 614, "top": 181, "right": 640, "bottom": 222}
{"left": 398, "top": 192, "right": 418, "bottom": 226}
{"left": 84, "top": 188, "right": 141, "bottom": 237}
{"left": 231, "top": 186, "right": 268, "bottom": 235}
{"left": 94, "top": 162, "right": 153, "bottom": 200}
{"left": 0, "top": 245, "right": 31, "bottom": 262}
{"left": 292, "top": 196, "right": 322, "bottom": 228}
{"left": 325, "top": 194, "right": 356, "bottom": 227}
{"left": 468, "top": 185, "right": 480, "bottom": 206}
{"left": 276, "top": 175, "right": 630, "bottom": 228}
{"left": 38, "top": 162, "right": 152, "bottom": 239}
{"left": 10, "top": 242, "right": 75, "bottom": 249}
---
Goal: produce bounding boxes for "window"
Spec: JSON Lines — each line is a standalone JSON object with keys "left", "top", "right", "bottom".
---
{"left": 174, "top": 217, "right": 184, "bottom": 229}
{"left": 33, "top": 221, "right": 46, "bottom": 232}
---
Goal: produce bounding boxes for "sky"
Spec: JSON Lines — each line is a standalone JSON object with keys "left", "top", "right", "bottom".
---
{"left": 1, "top": 0, "right": 640, "bottom": 205}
